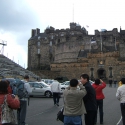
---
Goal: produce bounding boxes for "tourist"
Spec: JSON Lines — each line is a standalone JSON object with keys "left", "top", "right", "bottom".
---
{"left": 50, "top": 80, "right": 61, "bottom": 106}
{"left": 108, "top": 77, "right": 113, "bottom": 87}
{"left": 0, "top": 80, "right": 20, "bottom": 125}
{"left": 63, "top": 79, "right": 86, "bottom": 125}
{"left": 80, "top": 74, "right": 97, "bottom": 125}
{"left": 92, "top": 79, "right": 106, "bottom": 125}
{"left": 113, "top": 79, "right": 117, "bottom": 88}
{"left": 17, "top": 75, "right": 32, "bottom": 125}
{"left": 116, "top": 78, "right": 125, "bottom": 125}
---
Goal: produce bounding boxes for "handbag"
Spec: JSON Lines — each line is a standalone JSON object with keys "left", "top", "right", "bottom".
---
{"left": 1, "top": 95, "right": 16, "bottom": 125}
{"left": 57, "top": 107, "right": 64, "bottom": 122}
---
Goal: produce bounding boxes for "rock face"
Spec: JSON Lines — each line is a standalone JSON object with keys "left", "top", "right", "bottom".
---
{"left": 28, "top": 23, "right": 125, "bottom": 80}
{"left": 0, "top": 54, "right": 39, "bottom": 80}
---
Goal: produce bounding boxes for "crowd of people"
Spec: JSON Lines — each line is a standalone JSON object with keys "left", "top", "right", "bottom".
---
{"left": 62, "top": 74, "right": 106, "bottom": 125}
{"left": 61, "top": 74, "right": 125, "bottom": 125}
{"left": 0, "top": 75, "right": 31, "bottom": 125}
{"left": 0, "top": 74, "right": 125, "bottom": 125}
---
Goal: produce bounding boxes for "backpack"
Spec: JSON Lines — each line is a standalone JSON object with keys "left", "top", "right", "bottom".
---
{"left": 0, "top": 95, "right": 16, "bottom": 125}
{"left": 12, "top": 79, "right": 29, "bottom": 99}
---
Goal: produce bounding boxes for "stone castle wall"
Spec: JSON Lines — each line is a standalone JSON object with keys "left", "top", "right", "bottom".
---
{"left": 28, "top": 23, "right": 125, "bottom": 80}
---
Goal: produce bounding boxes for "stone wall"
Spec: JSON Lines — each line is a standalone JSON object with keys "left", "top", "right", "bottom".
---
{"left": 28, "top": 23, "right": 125, "bottom": 81}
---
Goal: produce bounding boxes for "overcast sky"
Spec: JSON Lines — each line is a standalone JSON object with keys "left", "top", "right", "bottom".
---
{"left": 0, "top": 0, "right": 125, "bottom": 68}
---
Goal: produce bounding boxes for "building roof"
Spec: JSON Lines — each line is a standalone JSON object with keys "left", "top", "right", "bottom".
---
{"left": 29, "top": 33, "right": 48, "bottom": 40}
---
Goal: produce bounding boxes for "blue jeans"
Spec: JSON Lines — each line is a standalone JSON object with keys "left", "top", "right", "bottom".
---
{"left": 64, "top": 115, "right": 82, "bottom": 125}
{"left": 17, "top": 100, "right": 27, "bottom": 125}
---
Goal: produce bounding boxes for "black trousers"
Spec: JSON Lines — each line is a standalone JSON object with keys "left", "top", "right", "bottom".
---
{"left": 84, "top": 110, "right": 97, "bottom": 125}
{"left": 53, "top": 92, "right": 60, "bottom": 105}
{"left": 94, "top": 99, "right": 103, "bottom": 124}
{"left": 120, "top": 103, "right": 125, "bottom": 125}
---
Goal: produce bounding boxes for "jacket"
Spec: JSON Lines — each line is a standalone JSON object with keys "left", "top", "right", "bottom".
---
{"left": 63, "top": 84, "right": 86, "bottom": 116}
{"left": 50, "top": 80, "right": 61, "bottom": 93}
{"left": 116, "top": 84, "right": 125, "bottom": 103}
{"left": 83, "top": 82, "right": 97, "bottom": 111}
{"left": 0, "top": 94, "right": 20, "bottom": 125}
{"left": 92, "top": 82, "right": 106, "bottom": 100}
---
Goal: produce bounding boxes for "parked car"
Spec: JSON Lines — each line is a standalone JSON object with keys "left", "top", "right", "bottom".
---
{"left": 89, "top": 80, "right": 94, "bottom": 85}
{"left": 28, "top": 81, "right": 52, "bottom": 97}
{"left": 2, "top": 78, "right": 16, "bottom": 85}
{"left": 60, "top": 80, "right": 94, "bottom": 90}
{"left": 60, "top": 81, "right": 70, "bottom": 90}
{"left": 41, "top": 79, "right": 54, "bottom": 85}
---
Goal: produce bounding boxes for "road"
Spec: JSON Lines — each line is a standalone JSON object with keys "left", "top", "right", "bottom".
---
{"left": 25, "top": 85, "right": 122, "bottom": 125}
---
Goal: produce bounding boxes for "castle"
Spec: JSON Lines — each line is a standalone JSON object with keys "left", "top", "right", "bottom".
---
{"left": 28, "top": 22, "right": 125, "bottom": 81}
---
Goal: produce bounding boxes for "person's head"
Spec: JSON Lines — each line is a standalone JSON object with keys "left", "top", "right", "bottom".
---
{"left": 80, "top": 74, "right": 89, "bottom": 84}
{"left": 6, "top": 80, "right": 10, "bottom": 85}
{"left": 70, "top": 79, "right": 78, "bottom": 87}
{"left": 24, "top": 75, "right": 29, "bottom": 81}
{"left": 0, "top": 80, "right": 9, "bottom": 94}
{"left": 94, "top": 79, "right": 100, "bottom": 85}
{"left": 120, "top": 78, "right": 125, "bottom": 84}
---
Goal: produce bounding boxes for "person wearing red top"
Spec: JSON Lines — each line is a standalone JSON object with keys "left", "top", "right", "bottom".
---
{"left": 0, "top": 80, "right": 20, "bottom": 125}
{"left": 92, "top": 79, "right": 106, "bottom": 125}
{"left": 6, "top": 80, "right": 13, "bottom": 94}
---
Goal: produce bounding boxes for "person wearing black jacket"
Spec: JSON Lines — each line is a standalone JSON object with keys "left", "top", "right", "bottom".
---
{"left": 80, "top": 74, "right": 97, "bottom": 125}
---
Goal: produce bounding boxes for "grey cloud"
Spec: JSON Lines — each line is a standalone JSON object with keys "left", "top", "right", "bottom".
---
{"left": 0, "top": 0, "right": 40, "bottom": 32}
{"left": 0, "top": 0, "right": 41, "bottom": 46}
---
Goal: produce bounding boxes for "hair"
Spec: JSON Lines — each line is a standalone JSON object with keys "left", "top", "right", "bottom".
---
{"left": 121, "top": 78, "right": 125, "bottom": 84}
{"left": 24, "top": 75, "right": 29, "bottom": 79}
{"left": 80, "top": 74, "right": 89, "bottom": 82}
{"left": 70, "top": 79, "right": 78, "bottom": 87}
{"left": 95, "top": 79, "right": 100, "bottom": 85}
{"left": 6, "top": 80, "right": 10, "bottom": 85}
{"left": 0, "top": 80, "right": 9, "bottom": 94}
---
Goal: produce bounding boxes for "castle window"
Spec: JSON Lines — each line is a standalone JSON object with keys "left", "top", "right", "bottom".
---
{"left": 50, "top": 41, "right": 52, "bottom": 46}
{"left": 37, "top": 42, "right": 40, "bottom": 46}
{"left": 58, "top": 39, "right": 60, "bottom": 43}
{"left": 61, "top": 33, "right": 64, "bottom": 36}
{"left": 51, "top": 35, "right": 53, "bottom": 39}
{"left": 38, "top": 49, "right": 40, "bottom": 54}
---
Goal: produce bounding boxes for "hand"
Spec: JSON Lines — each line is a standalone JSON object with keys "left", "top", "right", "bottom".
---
{"left": 78, "top": 81, "right": 82, "bottom": 85}
{"left": 100, "top": 79, "right": 103, "bottom": 83}
{"left": 15, "top": 95, "right": 19, "bottom": 100}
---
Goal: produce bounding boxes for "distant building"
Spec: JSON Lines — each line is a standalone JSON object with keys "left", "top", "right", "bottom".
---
{"left": 28, "top": 23, "right": 125, "bottom": 80}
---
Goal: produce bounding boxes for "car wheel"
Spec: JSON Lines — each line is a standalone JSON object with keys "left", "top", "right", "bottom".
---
{"left": 45, "top": 91, "right": 52, "bottom": 98}
{"left": 61, "top": 88, "right": 65, "bottom": 90}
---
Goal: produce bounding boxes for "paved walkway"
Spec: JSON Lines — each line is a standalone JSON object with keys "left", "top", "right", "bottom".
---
{"left": 25, "top": 84, "right": 122, "bottom": 125}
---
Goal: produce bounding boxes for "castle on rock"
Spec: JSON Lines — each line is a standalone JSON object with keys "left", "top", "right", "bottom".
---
{"left": 28, "top": 22, "right": 125, "bottom": 80}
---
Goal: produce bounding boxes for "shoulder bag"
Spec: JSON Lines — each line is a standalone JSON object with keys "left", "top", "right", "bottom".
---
{"left": 1, "top": 95, "right": 16, "bottom": 125}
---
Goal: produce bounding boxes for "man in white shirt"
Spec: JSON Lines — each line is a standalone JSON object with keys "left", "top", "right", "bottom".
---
{"left": 50, "top": 80, "right": 61, "bottom": 106}
{"left": 116, "top": 78, "right": 125, "bottom": 125}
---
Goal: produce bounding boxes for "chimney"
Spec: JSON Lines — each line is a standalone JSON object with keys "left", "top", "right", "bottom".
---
{"left": 31, "top": 29, "right": 36, "bottom": 37}
{"left": 36, "top": 28, "right": 40, "bottom": 36}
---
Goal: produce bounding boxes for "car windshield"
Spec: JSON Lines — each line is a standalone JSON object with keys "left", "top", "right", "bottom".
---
{"left": 65, "top": 81, "right": 70, "bottom": 85}
{"left": 61, "top": 82, "right": 66, "bottom": 85}
{"left": 39, "top": 82, "right": 49, "bottom": 88}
